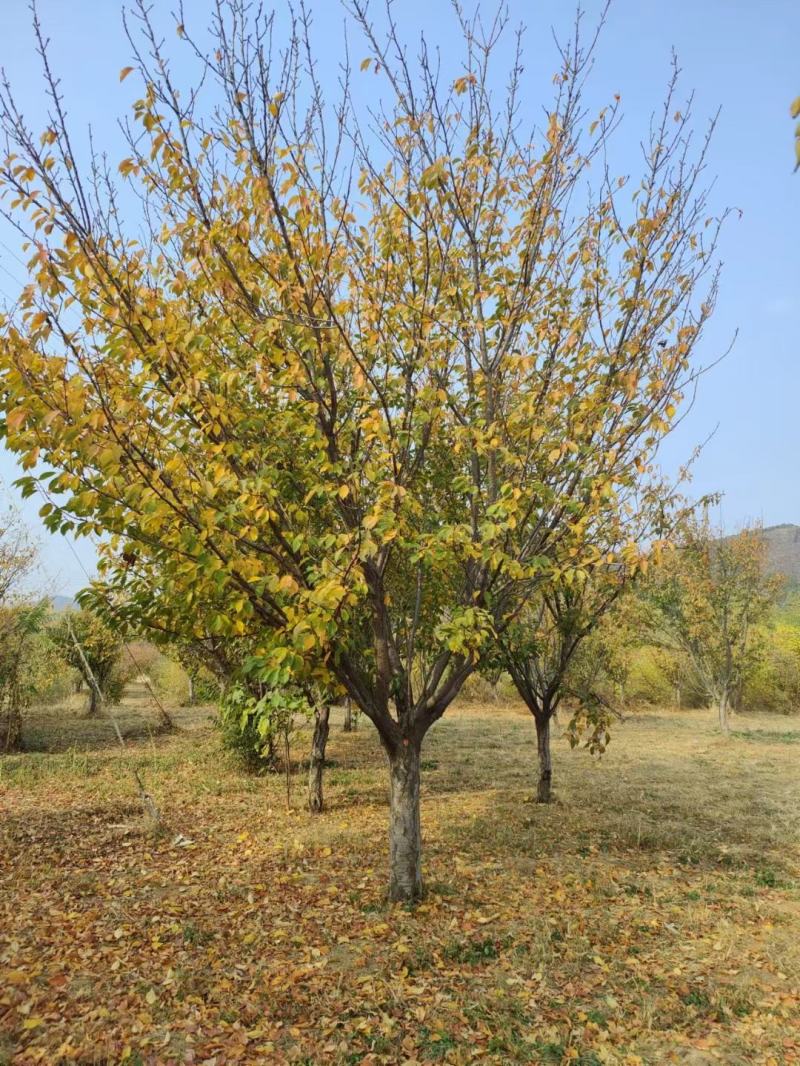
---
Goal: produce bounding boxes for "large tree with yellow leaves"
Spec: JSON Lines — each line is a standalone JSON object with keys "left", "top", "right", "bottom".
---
{"left": 0, "top": 1, "right": 722, "bottom": 900}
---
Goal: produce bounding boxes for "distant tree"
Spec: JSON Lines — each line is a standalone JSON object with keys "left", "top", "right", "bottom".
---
{"left": 0, "top": 603, "right": 50, "bottom": 752}
{"left": 641, "top": 521, "right": 782, "bottom": 733}
{"left": 742, "top": 621, "right": 800, "bottom": 714}
{"left": 0, "top": 2, "right": 723, "bottom": 899}
{"left": 495, "top": 561, "right": 635, "bottom": 802}
{"left": 51, "top": 609, "right": 127, "bottom": 716}
{"left": 0, "top": 510, "right": 38, "bottom": 753}
{"left": 494, "top": 472, "right": 698, "bottom": 801}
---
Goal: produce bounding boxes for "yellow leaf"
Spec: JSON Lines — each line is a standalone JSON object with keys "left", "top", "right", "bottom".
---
{"left": 6, "top": 407, "right": 28, "bottom": 433}
{"left": 145, "top": 988, "right": 157, "bottom": 1005}
{"left": 22, "top": 1017, "right": 44, "bottom": 1030}
{"left": 119, "top": 66, "right": 135, "bottom": 82}
{"left": 360, "top": 58, "right": 371, "bottom": 72}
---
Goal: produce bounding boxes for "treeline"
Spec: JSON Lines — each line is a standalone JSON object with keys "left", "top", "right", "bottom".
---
{"left": 0, "top": 511, "right": 216, "bottom": 749}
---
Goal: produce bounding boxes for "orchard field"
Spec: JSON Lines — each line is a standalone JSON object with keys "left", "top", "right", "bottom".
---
{"left": 0, "top": 0, "right": 798, "bottom": 1064}
{"left": 2, "top": 693, "right": 799, "bottom": 1065}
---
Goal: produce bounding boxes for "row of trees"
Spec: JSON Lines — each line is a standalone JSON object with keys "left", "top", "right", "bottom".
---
{"left": 0, "top": 1, "right": 728, "bottom": 898}
{"left": 0, "top": 511, "right": 170, "bottom": 752}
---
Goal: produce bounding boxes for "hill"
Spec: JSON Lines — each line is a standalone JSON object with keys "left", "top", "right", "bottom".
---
{"left": 761, "top": 524, "right": 800, "bottom": 585}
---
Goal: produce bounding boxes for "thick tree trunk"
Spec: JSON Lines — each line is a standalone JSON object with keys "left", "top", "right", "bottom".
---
{"left": 187, "top": 675, "right": 195, "bottom": 706}
{"left": 718, "top": 691, "right": 730, "bottom": 735}
{"left": 388, "top": 740, "right": 423, "bottom": 902}
{"left": 307, "top": 704, "right": 330, "bottom": 813}
{"left": 0, "top": 701, "right": 22, "bottom": 753}
{"left": 535, "top": 714, "right": 553, "bottom": 804}
{"left": 343, "top": 697, "right": 353, "bottom": 732}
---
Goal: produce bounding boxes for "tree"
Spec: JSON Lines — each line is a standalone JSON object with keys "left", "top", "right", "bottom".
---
{"left": 0, "top": 603, "right": 51, "bottom": 752}
{"left": 0, "top": 509, "right": 38, "bottom": 753}
{"left": 0, "top": 2, "right": 722, "bottom": 899}
{"left": 51, "top": 609, "right": 127, "bottom": 716}
{"left": 494, "top": 466, "right": 700, "bottom": 801}
{"left": 641, "top": 521, "right": 782, "bottom": 733}
{"left": 496, "top": 572, "right": 623, "bottom": 802}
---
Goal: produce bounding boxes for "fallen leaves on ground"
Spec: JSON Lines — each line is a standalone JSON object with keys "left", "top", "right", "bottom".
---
{"left": 1, "top": 702, "right": 799, "bottom": 1064}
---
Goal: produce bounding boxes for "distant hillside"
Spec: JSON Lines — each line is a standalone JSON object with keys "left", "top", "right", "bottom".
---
{"left": 761, "top": 524, "right": 800, "bottom": 586}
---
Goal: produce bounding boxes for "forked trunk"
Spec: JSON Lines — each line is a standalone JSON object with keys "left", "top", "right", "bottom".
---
{"left": 535, "top": 714, "right": 553, "bottom": 804}
{"left": 343, "top": 697, "right": 353, "bottom": 732}
{"left": 388, "top": 740, "right": 423, "bottom": 902}
{"left": 307, "top": 703, "right": 330, "bottom": 813}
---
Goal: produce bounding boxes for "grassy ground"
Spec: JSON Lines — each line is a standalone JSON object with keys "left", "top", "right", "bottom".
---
{"left": 1, "top": 693, "right": 799, "bottom": 1065}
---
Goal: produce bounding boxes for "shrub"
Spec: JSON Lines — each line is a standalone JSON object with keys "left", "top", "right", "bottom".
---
{"left": 743, "top": 623, "right": 800, "bottom": 714}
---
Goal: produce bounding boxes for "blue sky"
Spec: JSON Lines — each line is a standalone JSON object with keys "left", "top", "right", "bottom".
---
{"left": 0, "top": 0, "right": 797, "bottom": 595}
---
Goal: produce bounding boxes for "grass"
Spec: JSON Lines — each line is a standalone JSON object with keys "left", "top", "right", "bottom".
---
{"left": 1, "top": 695, "right": 799, "bottom": 1064}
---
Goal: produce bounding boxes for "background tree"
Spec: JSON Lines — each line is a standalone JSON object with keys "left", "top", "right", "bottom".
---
{"left": 493, "top": 472, "right": 699, "bottom": 802}
{"left": 51, "top": 609, "right": 128, "bottom": 716}
{"left": 0, "top": 2, "right": 723, "bottom": 899}
{"left": 0, "top": 602, "right": 50, "bottom": 752}
{"left": 0, "top": 509, "right": 38, "bottom": 753}
{"left": 495, "top": 558, "right": 633, "bottom": 802}
{"left": 641, "top": 520, "right": 782, "bottom": 733}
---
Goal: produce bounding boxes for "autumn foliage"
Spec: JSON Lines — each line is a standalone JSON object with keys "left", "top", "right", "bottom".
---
{"left": 0, "top": 1, "right": 723, "bottom": 898}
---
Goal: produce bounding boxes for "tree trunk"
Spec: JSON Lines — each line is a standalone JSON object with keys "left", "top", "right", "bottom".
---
{"left": 0, "top": 700, "right": 22, "bottom": 753}
{"left": 187, "top": 675, "right": 195, "bottom": 706}
{"left": 535, "top": 715, "right": 553, "bottom": 803}
{"left": 87, "top": 683, "right": 100, "bottom": 717}
{"left": 307, "top": 704, "right": 330, "bottom": 813}
{"left": 343, "top": 697, "right": 353, "bottom": 732}
{"left": 718, "top": 691, "right": 730, "bottom": 735}
{"left": 387, "top": 740, "right": 423, "bottom": 902}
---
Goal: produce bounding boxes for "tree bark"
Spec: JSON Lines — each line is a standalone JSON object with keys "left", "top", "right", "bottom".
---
{"left": 718, "top": 691, "right": 730, "bottom": 735}
{"left": 307, "top": 703, "right": 330, "bottom": 813}
{"left": 535, "top": 714, "right": 553, "bottom": 804}
{"left": 0, "top": 701, "right": 22, "bottom": 753}
{"left": 343, "top": 697, "right": 353, "bottom": 732}
{"left": 387, "top": 740, "right": 423, "bottom": 902}
{"left": 187, "top": 675, "right": 195, "bottom": 706}
{"left": 87, "top": 684, "right": 100, "bottom": 717}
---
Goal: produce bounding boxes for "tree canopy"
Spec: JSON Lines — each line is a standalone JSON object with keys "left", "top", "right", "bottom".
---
{"left": 0, "top": 0, "right": 723, "bottom": 897}
{"left": 641, "top": 520, "right": 782, "bottom": 734}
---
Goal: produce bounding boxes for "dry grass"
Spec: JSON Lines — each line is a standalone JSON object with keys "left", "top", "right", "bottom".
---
{"left": 1, "top": 695, "right": 799, "bottom": 1064}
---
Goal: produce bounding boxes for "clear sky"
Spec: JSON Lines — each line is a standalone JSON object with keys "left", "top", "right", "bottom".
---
{"left": 0, "top": 0, "right": 797, "bottom": 596}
